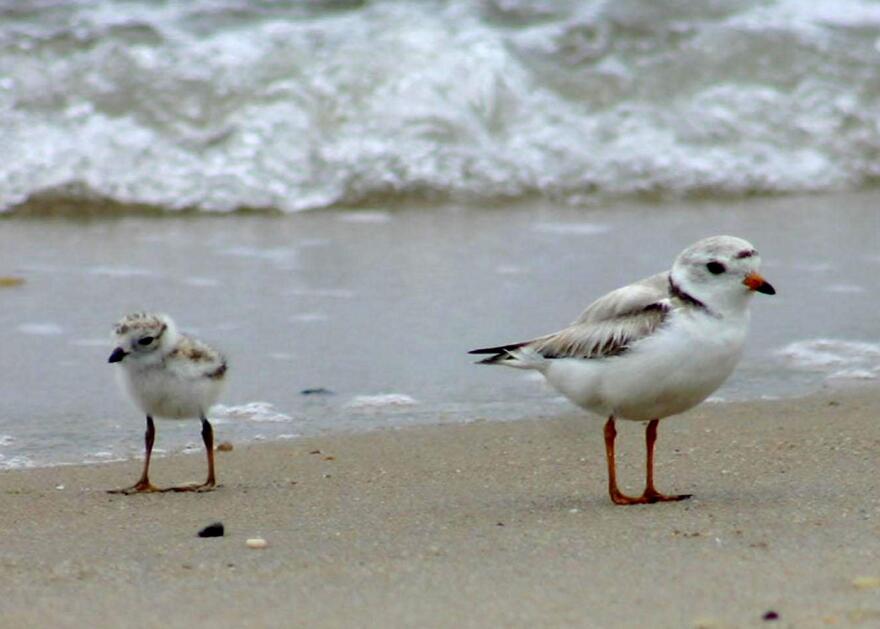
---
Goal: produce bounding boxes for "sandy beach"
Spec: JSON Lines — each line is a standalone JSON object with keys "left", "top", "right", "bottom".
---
{"left": 2, "top": 387, "right": 879, "bottom": 628}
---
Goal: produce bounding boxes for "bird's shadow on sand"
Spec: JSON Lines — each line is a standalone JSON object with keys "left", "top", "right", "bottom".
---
{"left": 503, "top": 484, "right": 808, "bottom": 517}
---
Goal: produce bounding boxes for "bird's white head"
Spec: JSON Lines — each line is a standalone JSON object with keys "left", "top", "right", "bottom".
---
{"left": 669, "top": 236, "right": 775, "bottom": 315}
{"left": 108, "top": 312, "right": 179, "bottom": 366}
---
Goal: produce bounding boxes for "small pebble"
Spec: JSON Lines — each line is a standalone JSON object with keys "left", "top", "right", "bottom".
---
{"left": 762, "top": 611, "right": 779, "bottom": 621}
{"left": 55, "top": 484, "right": 65, "bottom": 490}
{"left": 0, "top": 276, "right": 25, "bottom": 288}
{"left": 216, "top": 441, "right": 234, "bottom": 452}
{"left": 246, "top": 538, "right": 268, "bottom": 549}
{"left": 198, "top": 522, "right": 225, "bottom": 538}
{"left": 852, "top": 576, "right": 880, "bottom": 590}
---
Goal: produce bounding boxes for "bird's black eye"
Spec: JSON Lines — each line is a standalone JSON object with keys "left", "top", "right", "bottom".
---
{"left": 138, "top": 336, "right": 155, "bottom": 346}
{"left": 706, "top": 261, "right": 726, "bottom": 275}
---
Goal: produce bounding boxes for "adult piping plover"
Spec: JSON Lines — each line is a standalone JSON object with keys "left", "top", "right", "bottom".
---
{"left": 470, "top": 235, "right": 775, "bottom": 505}
{"left": 108, "top": 313, "right": 227, "bottom": 494}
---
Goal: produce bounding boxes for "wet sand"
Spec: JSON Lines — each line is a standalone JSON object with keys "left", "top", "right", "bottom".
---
{"left": 2, "top": 387, "right": 879, "bottom": 628}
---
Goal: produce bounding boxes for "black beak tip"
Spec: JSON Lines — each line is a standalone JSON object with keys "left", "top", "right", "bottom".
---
{"left": 758, "top": 281, "right": 776, "bottom": 296}
{"left": 108, "top": 347, "right": 127, "bottom": 363}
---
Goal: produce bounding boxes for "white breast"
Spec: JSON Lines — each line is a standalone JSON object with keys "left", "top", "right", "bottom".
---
{"left": 545, "top": 309, "right": 748, "bottom": 421}
{"left": 117, "top": 364, "right": 225, "bottom": 420}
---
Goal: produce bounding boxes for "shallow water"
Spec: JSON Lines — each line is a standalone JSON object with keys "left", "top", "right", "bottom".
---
{"left": 0, "top": 192, "right": 878, "bottom": 468}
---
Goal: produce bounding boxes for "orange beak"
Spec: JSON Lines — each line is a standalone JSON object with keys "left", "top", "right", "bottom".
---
{"left": 743, "top": 272, "right": 775, "bottom": 295}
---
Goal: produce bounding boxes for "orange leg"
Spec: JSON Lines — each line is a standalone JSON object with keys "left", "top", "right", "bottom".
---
{"left": 169, "top": 416, "right": 217, "bottom": 493}
{"left": 602, "top": 417, "right": 691, "bottom": 505}
{"left": 604, "top": 417, "right": 643, "bottom": 505}
{"left": 108, "top": 416, "right": 162, "bottom": 494}
{"left": 641, "top": 419, "right": 691, "bottom": 503}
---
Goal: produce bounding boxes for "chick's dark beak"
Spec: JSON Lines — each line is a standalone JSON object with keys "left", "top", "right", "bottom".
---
{"left": 108, "top": 347, "right": 128, "bottom": 363}
{"left": 743, "top": 272, "right": 776, "bottom": 295}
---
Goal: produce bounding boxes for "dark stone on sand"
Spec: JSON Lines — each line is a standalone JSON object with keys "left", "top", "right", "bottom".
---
{"left": 198, "top": 522, "right": 225, "bottom": 538}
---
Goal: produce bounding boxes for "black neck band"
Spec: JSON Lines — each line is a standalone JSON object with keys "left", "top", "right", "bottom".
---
{"left": 668, "top": 275, "right": 708, "bottom": 312}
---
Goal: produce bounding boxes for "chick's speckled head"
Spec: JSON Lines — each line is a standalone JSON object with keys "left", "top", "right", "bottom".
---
{"left": 109, "top": 312, "right": 178, "bottom": 364}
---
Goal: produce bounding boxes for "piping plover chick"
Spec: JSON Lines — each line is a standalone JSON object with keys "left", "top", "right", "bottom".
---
{"left": 108, "top": 312, "right": 227, "bottom": 494}
{"left": 470, "top": 235, "right": 775, "bottom": 505}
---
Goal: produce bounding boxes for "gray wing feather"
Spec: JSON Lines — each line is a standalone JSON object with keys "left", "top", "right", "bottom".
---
{"left": 528, "top": 272, "right": 671, "bottom": 360}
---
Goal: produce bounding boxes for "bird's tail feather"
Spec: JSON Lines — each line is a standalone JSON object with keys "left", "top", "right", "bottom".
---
{"left": 469, "top": 343, "right": 547, "bottom": 371}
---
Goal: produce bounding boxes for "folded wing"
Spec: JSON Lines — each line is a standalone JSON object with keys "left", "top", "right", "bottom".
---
{"left": 470, "top": 272, "right": 670, "bottom": 364}
{"left": 167, "top": 336, "right": 228, "bottom": 380}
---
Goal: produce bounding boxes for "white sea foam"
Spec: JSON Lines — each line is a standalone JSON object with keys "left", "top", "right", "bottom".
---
{"left": 83, "top": 456, "right": 126, "bottom": 465}
{"left": 0, "top": 435, "right": 14, "bottom": 447}
{"left": 336, "top": 211, "right": 393, "bottom": 224}
{"left": 88, "top": 451, "right": 116, "bottom": 459}
{"left": 268, "top": 352, "right": 295, "bottom": 361}
{"left": 0, "top": 454, "right": 36, "bottom": 470}
{"left": 347, "top": 394, "right": 419, "bottom": 409}
{"left": 777, "top": 339, "right": 880, "bottom": 380}
{"left": 211, "top": 402, "right": 293, "bottom": 423}
{"left": 18, "top": 323, "right": 64, "bottom": 336}
{"left": 182, "top": 276, "right": 221, "bottom": 287}
{"left": 3, "top": 1, "right": 880, "bottom": 213}
{"left": 533, "top": 223, "right": 612, "bottom": 236}
{"left": 219, "top": 246, "right": 297, "bottom": 265}
{"left": 87, "top": 266, "right": 158, "bottom": 278}
{"left": 83, "top": 451, "right": 126, "bottom": 464}
{"left": 290, "top": 313, "right": 328, "bottom": 323}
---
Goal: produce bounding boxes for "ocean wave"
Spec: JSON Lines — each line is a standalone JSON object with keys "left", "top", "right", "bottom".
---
{"left": 211, "top": 402, "right": 293, "bottom": 423}
{"left": 0, "top": 453, "right": 36, "bottom": 470}
{"left": 347, "top": 393, "right": 419, "bottom": 410}
{"left": 777, "top": 339, "right": 880, "bottom": 380}
{"left": 4, "top": 0, "right": 880, "bottom": 213}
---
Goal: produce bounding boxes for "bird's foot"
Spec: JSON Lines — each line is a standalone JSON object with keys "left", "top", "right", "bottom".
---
{"left": 107, "top": 480, "right": 163, "bottom": 495}
{"left": 167, "top": 481, "right": 217, "bottom": 493}
{"left": 609, "top": 488, "right": 646, "bottom": 506}
{"left": 642, "top": 488, "right": 692, "bottom": 504}
{"left": 609, "top": 488, "right": 691, "bottom": 505}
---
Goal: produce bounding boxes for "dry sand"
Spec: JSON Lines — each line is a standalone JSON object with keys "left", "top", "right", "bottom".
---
{"left": 2, "top": 388, "right": 880, "bottom": 628}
